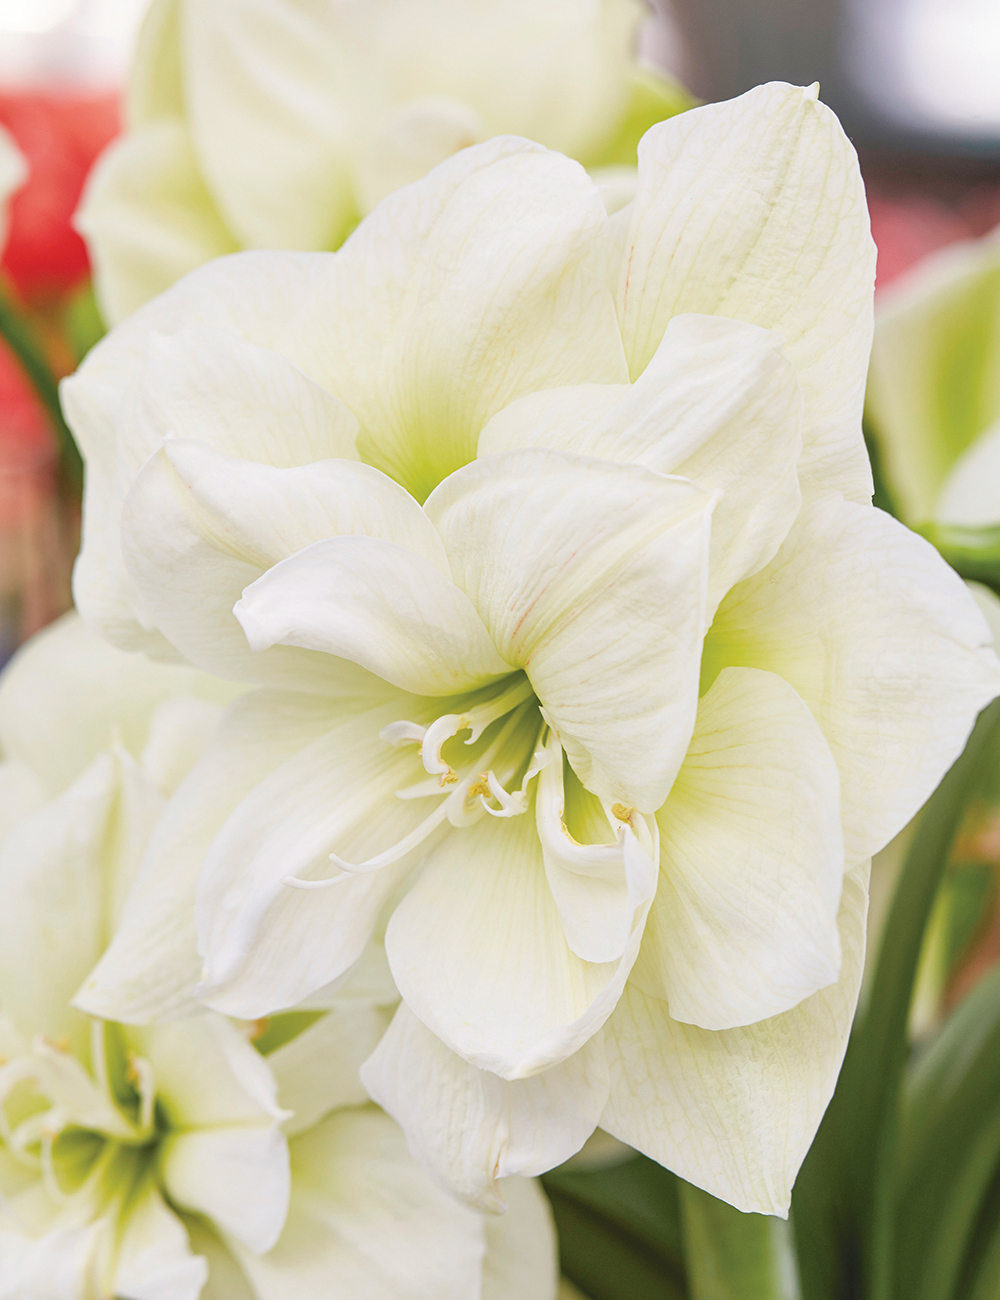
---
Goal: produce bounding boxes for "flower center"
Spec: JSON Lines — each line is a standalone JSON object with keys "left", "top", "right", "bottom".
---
{"left": 284, "top": 673, "right": 549, "bottom": 888}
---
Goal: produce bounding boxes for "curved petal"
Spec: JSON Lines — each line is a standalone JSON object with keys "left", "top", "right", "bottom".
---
{"left": 309, "top": 135, "right": 628, "bottom": 500}
{"left": 480, "top": 313, "right": 803, "bottom": 610}
{"left": 237, "top": 536, "right": 512, "bottom": 696}
{"left": 196, "top": 693, "right": 441, "bottom": 1019}
{"left": 601, "top": 862, "right": 869, "bottom": 1215}
{"left": 631, "top": 667, "right": 844, "bottom": 1030}
{"left": 936, "top": 417, "right": 1000, "bottom": 527}
{"left": 232, "top": 1108, "right": 488, "bottom": 1300}
{"left": 426, "top": 449, "right": 713, "bottom": 809}
{"left": 121, "top": 443, "right": 436, "bottom": 690}
{"left": 112, "top": 1181, "right": 208, "bottom": 1300}
{"left": 77, "top": 120, "right": 238, "bottom": 327}
{"left": 702, "top": 494, "right": 1000, "bottom": 863}
{"left": 75, "top": 689, "right": 363, "bottom": 1024}
{"left": 361, "top": 1002, "right": 609, "bottom": 1211}
{"left": 385, "top": 802, "right": 652, "bottom": 1079}
{"left": 616, "top": 83, "right": 876, "bottom": 502}
{"left": 0, "top": 1221, "right": 105, "bottom": 1300}
{"left": 481, "top": 1175, "right": 559, "bottom": 1300}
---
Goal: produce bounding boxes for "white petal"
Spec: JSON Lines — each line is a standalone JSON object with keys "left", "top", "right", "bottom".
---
{"left": 426, "top": 449, "right": 713, "bottom": 809}
{"left": 196, "top": 693, "right": 439, "bottom": 1018}
{"left": 77, "top": 120, "right": 237, "bottom": 327}
{"left": 0, "top": 1221, "right": 104, "bottom": 1300}
{"left": 231, "top": 1108, "right": 488, "bottom": 1300}
{"left": 631, "top": 667, "right": 844, "bottom": 1029}
{"left": 181, "top": 1216, "right": 256, "bottom": 1300}
{"left": 307, "top": 135, "right": 628, "bottom": 500}
{"left": 237, "top": 536, "right": 512, "bottom": 696}
{"left": 268, "top": 1004, "right": 391, "bottom": 1137}
{"left": 936, "top": 417, "right": 1000, "bottom": 527}
{"left": 479, "top": 313, "right": 804, "bottom": 608}
{"left": 601, "top": 862, "right": 869, "bottom": 1215}
{"left": 121, "top": 441, "right": 434, "bottom": 690}
{"left": 385, "top": 803, "right": 650, "bottom": 1079}
{"left": 481, "top": 1176, "right": 559, "bottom": 1300}
{"left": 362, "top": 1002, "right": 609, "bottom": 1211}
{"left": 617, "top": 83, "right": 876, "bottom": 502}
{"left": 703, "top": 494, "right": 1000, "bottom": 863}
{"left": 160, "top": 1124, "right": 290, "bottom": 1254}
{"left": 75, "top": 689, "right": 355, "bottom": 1024}
{"left": 112, "top": 1181, "right": 208, "bottom": 1300}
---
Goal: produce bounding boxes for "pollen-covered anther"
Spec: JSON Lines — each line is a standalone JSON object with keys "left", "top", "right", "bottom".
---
{"left": 611, "top": 803, "right": 635, "bottom": 825}
{"left": 438, "top": 769, "right": 459, "bottom": 787}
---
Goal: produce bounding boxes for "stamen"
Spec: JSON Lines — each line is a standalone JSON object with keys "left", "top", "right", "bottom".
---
{"left": 419, "top": 676, "right": 534, "bottom": 777}
{"left": 284, "top": 797, "right": 454, "bottom": 888}
{"left": 379, "top": 721, "right": 427, "bottom": 747}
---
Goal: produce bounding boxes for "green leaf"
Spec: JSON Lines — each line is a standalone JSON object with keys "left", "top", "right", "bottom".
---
{"left": 679, "top": 1182, "right": 800, "bottom": 1300}
{"left": 895, "top": 970, "right": 1000, "bottom": 1300}
{"left": 792, "top": 700, "right": 1000, "bottom": 1300}
{"left": 543, "top": 1154, "right": 687, "bottom": 1300}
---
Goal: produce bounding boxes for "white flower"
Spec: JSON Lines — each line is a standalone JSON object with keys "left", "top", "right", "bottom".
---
{"left": 868, "top": 227, "right": 1000, "bottom": 532}
{"left": 64, "top": 85, "right": 1000, "bottom": 1216}
{"left": 0, "top": 616, "right": 556, "bottom": 1299}
{"left": 76, "top": 0, "right": 689, "bottom": 325}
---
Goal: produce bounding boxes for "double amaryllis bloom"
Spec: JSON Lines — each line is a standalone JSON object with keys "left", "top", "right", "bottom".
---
{"left": 64, "top": 84, "right": 1000, "bottom": 1216}
{"left": 78, "top": 0, "right": 689, "bottom": 325}
{"left": 0, "top": 615, "right": 555, "bottom": 1299}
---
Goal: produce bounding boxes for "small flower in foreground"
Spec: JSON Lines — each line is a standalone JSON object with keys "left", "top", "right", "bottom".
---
{"left": 0, "top": 617, "right": 555, "bottom": 1298}
{"left": 867, "top": 227, "right": 1000, "bottom": 534}
{"left": 77, "top": 0, "right": 691, "bottom": 325}
{"left": 64, "top": 85, "right": 1000, "bottom": 1215}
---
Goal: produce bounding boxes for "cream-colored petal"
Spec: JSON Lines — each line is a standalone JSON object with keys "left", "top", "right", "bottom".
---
{"left": 703, "top": 493, "right": 1000, "bottom": 864}
{"left": 936, "top": 417, "right": 1000, "bottom": 527}
{"left": 481, "top": 1175, "right": 559, "bottom": 1300}
{"left": 386, "top": 803, "right": 649, "bottom": 1079}
{"left": 479, "top": 313, "right": 803, "bottom": 610}
{"left": 0, "top": 1221, "right": 104, "bottom": 1300}
{"left": 196, "top": 693, "right": 441, "bottom": 1019}
{"left": 112, "top": 1181, "right": 208, "bottom": 1300}
{"left": 631, "top": 668, "right": 843, "bottom": 1029}
{"left": 426, "top": 449, "right": 712, "bottom": 809}
{"left": 237, "top": 536, "right": 512, "bottom": 696}
{"left": 78, "top": 121, "right": 238, "bottom": 327}
{"left": 601, "top": 863, "right": 869, "bottom": 1215}
{"left": 231, "top": 1108, "right": 488, "bottom": 1300}
{"left": 617, "top": 83, "right": 876, "bottom": 502}
{"left": 310, "top": 135, "right": 628, "bottom": 500}
{"left": 362, "top": 1002, "right": 608, "bottom": 1211}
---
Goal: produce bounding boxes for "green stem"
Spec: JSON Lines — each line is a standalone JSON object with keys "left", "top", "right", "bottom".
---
{"left": 0, "top": 283, "right": 82, "bottom": 491}
{"left": 679, "top": 1182, "right": 801, "bottom": 1300}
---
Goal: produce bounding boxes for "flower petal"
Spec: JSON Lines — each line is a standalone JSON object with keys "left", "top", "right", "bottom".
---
{"left": 616, "top": 83, "right": 876, "bottom": 502}
{"left": 362, "top": 1002, "right": 609, "bottom": 1211}
{"left": 480, "top": 313, "right": 803, "bottom": 612}
{"left": 630, "top": 667, "right": 843, "bottom": 1030}
{"left": 112, "top": 1180, "right": 208, "bottom": 1300}
{"left": 385, "top": 802, "right": 650, "bottom": 1079}
{"left": 237, "top": 535, "right": 512, "bottom": 696}
{"left": 77, "top": 120, "right": 238, "bottom": 327}
{"left": 702, "top": 494, "right": 1000, "bottom": 863}
{"left": 121, "top": 441, "right": 442, "bottom": 689}
{"left": 481, "top": 1175, "right": 559, "bottom": 1300}
{"left": 0, "top": 1221, "right": 105, "bottom": 1300}
{"left": 309, "top": 135, "right": 628, "bottom": 500}
{"left": 196, "top": 693, "right": 441, "bottom": 1018}
{"left": 601, "top": 862, "right": 869, "bottom": 1215}
{"left": 425, "top": 448, "right": 713, "bottom": 809}
{"left": 231, "top": 1108, "right": 488, "bottom": 1300}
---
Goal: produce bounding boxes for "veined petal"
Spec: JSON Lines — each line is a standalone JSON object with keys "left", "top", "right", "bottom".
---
{"left": 112, "top": 1180, "right": 208, "bottom": 1300}
{"left": 77, "top": 120, "right": 238, "bottom": 327}
{"left": 602, "top": 863, "right": 869, "bottom": 1215}
{"left": 702, "top": 494, "right": 1000, "bottom": 864}
{"left": 308, "top": 135, "right": 628, "bottom": 500}
{"left": 196, "top": 693, "right": 442, "bottom": 1019}
{"left": 362, "top": 1002, "right": 609, "bottom": 1212}
{"left": 75, "top": 689, "right": 358, "bottom": 1024}
{"left": 480, "top": 314, "right": 803, "bottom": 610}
{"left": 121, "top": 443, "right": 429, "bottom": 691}
{"left": 232, "top": 1108, "right": 488, "bottom": 1300}
{"left": 426, "top": 449, "right": 713, "bottom": 809}
{"left": 160, "top": 1125, "right": 290, "bottom": 1254}
{"left": 631, "top": 668, "right": 844, "bottom": 1030}
{"left": 267, "top": 1004, "right": 391, "bottom": 1137}
{"left": 236, "top": 536, "right": 512, "bottom": 696}
{"left": 481, "top": 1176, "right": 559, "bottom": 1300}
{"left": 385, "top": 802, "right": 652, "bottom": 1079}
{"left": 616, "top": 83, "right": 876, "bottom": 502}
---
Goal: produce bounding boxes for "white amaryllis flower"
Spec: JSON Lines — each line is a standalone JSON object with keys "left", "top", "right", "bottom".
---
{"left": 0, "top": 617, "right": 556, "bottom": 1299}
{"left": 867, "top": 227, "right": 1000, "bottom": 533}
{"left": 64, "top": 85, "right": 1000, "bottom": 1216}
{"left": 77, "top": 0, "right": 689, "bottom": 326}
